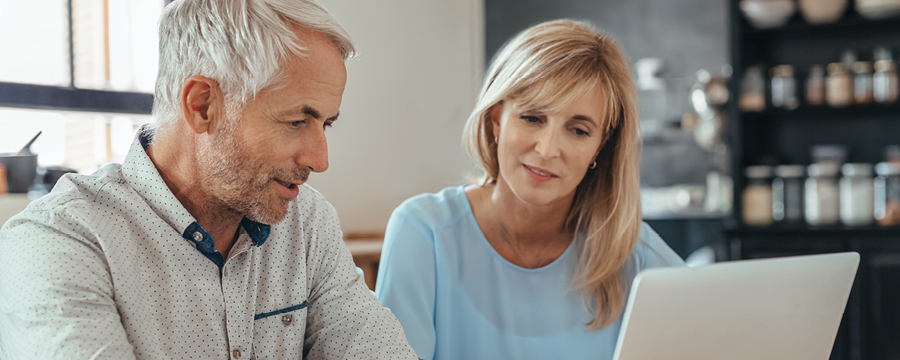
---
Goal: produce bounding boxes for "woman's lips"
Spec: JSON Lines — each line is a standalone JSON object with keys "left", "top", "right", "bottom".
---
{"left": 523, "top": 164, "right": 557, "bottom": 182}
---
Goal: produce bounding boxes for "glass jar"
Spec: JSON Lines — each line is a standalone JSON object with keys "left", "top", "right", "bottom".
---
{"left": 826, "top": 62, "right": 853, "bottom": 107}
{"left": 840, "top": 163, "right": 874, "bottom": 226}
{"left": 743, "top": 165, "right": 774, "bottom": 226}
{"left": 773, "top": 165, "right": 805, "bottom": 223}
{"left": 806, "top": 64, "right": 826, "bottom": 106}
{"left": 875, "top": 162, "right": 900, "bottom": 226}
{"left": 771, "top": 65, "right": 799, "bottom": 110}
{"left": 853, "top": 61, "right": 874, "bottom": 104}
{"left": 874, "top": 60, "right": 899, "bottom": 104}
{"left": 805, "top": 163, "right": 841, "bottom": 226}
{"left": 740, "top": 66, "right": 766, "bottom": 112}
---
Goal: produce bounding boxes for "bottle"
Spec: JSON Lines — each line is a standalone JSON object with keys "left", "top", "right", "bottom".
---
{"left": 839, "top": 163, "right": 874, "bottom": 226}
{"left": 874, "top": 162, "right": 900, "bottom": 226}
{"left": 773, "top": 165, "right": 805, "bottom": 223}
{"left": 874, "top": 60, "right": 899, "bottom": 104}
{"left": 806, "top": 64, "right": 826, "bottom": 106}
{"left": 743, "top": 166, "right": 774, "bottom": 226}
{"left": 826, "top": 62, "right": 853, "bottom": 107}
{"left": 740, "top": 66, "right": 766, "bottom": 112}
{"left": 771, "top": 65, "right": 799, "bottom": 110}
{"left": 853, "top": 61, "right": 874, "bottom": 104}
{"left": 806, "top": 162, "right": 841, "bottom": 226}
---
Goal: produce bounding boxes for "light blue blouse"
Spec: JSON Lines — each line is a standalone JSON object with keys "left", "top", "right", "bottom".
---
{"left": 375, "top": 186, "right": 685, "bottom": 360}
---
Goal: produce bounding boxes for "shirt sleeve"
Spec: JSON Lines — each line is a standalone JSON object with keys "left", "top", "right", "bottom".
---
{"left": 0, "top": 209, "right": 137, "bottom": 360}
{"left": 374, "top": 206, "right": 437, "bottom": 360}
{"left": 302, "top": 200, "right": 416, "bottom": 360}
{"left": 638, "top": 222, "right": 687, "bottom": 269}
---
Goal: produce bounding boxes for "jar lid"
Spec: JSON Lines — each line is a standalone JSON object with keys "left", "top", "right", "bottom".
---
{"left": 853, "top": 61, "right": 872, "bottom": 74}
{"left": 842, "top": 163, "right": 873, "bottom": 177}
{"left": 771, "top": 65, "right": 794, "bottom": 78}
{"left": 875, "top": 60, "right": 896, "bottom": 73}
{"left": 875, "top": 162, "right": 900, "bottom": 176}
{"left": 808, "top": 162, "right": 840, "bottom": 177}
{"left": 745, "top": 165, "right": 773, "bottom": 179}
{"left": 827, "top": 63, "right": 848, "bottom": 75}
{"left": 774, "top": 165, "right": 805, "bottom": 178}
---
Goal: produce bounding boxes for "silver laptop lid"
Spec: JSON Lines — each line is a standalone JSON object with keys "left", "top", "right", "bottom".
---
{"left": 613, "top": 252, "right": 859, "bottom": 360}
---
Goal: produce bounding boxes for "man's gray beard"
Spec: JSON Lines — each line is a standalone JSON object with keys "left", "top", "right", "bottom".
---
{"left": 197, "top": 121, "right": 291, "bottom": 225}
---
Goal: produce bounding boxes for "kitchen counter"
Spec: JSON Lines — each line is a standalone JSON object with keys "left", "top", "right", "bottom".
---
{"left": 0, "top": 194, "right": 31, "bottom": 227}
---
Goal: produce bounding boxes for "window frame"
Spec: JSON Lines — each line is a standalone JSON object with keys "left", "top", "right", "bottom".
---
{"left": 0, "top": 0, "right": 171, "bottom": 115}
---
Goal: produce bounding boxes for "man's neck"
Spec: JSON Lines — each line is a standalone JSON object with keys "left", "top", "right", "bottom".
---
{"left": 145, "top": 128, "right": 242, "bottom": 256}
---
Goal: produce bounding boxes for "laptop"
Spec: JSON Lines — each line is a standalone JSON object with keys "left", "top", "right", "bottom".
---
{"left": 612, "top": 252, "right": 859, "bottom": 360}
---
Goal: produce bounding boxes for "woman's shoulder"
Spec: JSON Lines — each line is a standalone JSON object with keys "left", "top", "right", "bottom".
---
{"left": 631, "top": 222, "right": 686, "bottom": 269}
{"left": 392, "top": 185, "right": 472, "bottom": 228}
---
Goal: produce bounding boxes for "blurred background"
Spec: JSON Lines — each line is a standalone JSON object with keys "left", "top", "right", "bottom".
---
{"left": 2, "top": 1, "right": 900, "bottom": 358}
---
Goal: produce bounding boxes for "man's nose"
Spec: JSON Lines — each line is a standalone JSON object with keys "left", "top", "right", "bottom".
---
{"left": 534, "top": 127, "right": 562, "bottom": 159}
{"left": 298, "top": 128, "right": 329, "bottom": 173}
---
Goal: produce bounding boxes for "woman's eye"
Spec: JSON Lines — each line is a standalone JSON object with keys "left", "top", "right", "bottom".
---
{"left": 520, "top": 115, "right": 541, "bottom": 123}
{"left": 574, "top": 128, "right": 590, "bottom": 137}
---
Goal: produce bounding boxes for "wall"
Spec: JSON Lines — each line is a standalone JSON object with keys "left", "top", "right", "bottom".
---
{"left": 307, "top": 0, "right": 485, "bottom": 233}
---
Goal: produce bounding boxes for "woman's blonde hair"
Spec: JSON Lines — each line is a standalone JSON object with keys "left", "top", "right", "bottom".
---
{"left": 462, "top": 19, "right": 641, "bottom": 330}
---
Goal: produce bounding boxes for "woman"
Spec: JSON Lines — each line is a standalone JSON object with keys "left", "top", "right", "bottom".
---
{"left": 375, "top": 19, "right": 684, "bottom": 360}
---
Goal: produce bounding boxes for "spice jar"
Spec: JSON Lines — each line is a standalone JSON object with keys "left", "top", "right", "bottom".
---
{"left": 771, "top": 65, "right": 799, "bottom": 109}
{"left": 743, "top": 165, "right": 774, "bottom": 226}
{"left": 805, "top": 162, "right": 841, "bottom": 226}
{"left": 773, "top": 165, "right": 805, "bottom": 223}
{"left": 853, "top": 61, "right": 874, "bottom": 104}
{"left": 840, "top": 163, "right": 874, "bottom": 226}
{"left": 826, "top": 62, "right": 853, "bottom": 107}
{"left": 0, "top": 164, "right": 7, "bottom": 196}
{"left": 806, "top": 64, "right": 826, "bottom": 105}
{"left": 875, "top": 162, "right": 900, "bottom": 226}
{"left": 740, "top": 66, "right": 766, "bottom": 112}
{"left": 874, "top": 60, "right": 899, "bottom": 104}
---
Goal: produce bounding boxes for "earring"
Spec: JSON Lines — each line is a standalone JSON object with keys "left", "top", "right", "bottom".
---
{"left": 589, "top": 161, "right": 597, "bottom": 169}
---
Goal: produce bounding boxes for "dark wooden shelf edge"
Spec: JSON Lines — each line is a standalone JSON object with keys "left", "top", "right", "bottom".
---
{"left": 725, "top": 224, "right": 900, "bottom": 236}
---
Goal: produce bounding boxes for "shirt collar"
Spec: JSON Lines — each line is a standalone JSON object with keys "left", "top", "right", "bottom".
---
{"left": 122, "top": 125, "right": 270, "bottom": 248}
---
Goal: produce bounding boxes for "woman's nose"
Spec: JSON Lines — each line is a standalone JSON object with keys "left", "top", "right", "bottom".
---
{"left": 534, "top": 127, "right": 562, "bottom": 159}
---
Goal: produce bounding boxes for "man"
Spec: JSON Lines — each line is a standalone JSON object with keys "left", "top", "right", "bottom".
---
{"left": 0, "top": 1, "right": 415, "bottom": 359}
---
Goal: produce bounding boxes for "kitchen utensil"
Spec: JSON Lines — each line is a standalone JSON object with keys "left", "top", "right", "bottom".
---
{"left": 799, "top": 0, "right": 848, "bottom": 23}
{"left": 16, "top": 131, "right": 42, "bottom": 156}
{"left": 0, "top": 153, "right": 37, "bottom": 193}
{"left": 741, "top": 0, "right": 797, "bottom": 28}
{"left": 856, "top": 0, "right": 900, "bottom": 18}
{"left": 43, "top": 166, "right": 77, "bottom": 190}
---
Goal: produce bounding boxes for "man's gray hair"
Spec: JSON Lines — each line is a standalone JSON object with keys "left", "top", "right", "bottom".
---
{"left": 149, "top": 0, "right": 355, "bottom": 136}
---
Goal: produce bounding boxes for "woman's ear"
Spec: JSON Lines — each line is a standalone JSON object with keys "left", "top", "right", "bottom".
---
{"left": 489, "top": 101, "right": 505, "bottom": 140}
{"left": 180, "top": 75, "right": 224, "bottom": 135}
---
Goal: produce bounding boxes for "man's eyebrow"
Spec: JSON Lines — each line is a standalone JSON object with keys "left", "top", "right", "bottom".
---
{"left": 290, "top": 106, "right": 339, "bottom": 122}
{"left": 304, "top": 106, "right": 340, "bottom": 122}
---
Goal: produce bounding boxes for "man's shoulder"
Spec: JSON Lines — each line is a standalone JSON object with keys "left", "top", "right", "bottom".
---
{"left": 16, "top": 164, "right": 127, "bottom": 216}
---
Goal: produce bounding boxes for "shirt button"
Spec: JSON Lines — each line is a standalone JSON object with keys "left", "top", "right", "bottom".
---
{"left": 192, "top": 231, "right": 203, "bottom": 242}
{"left": 232, "top": 349, "right": 241, "bottom": 358}
{"left": 282, "top": 314, "right": 293, "bottom": 326}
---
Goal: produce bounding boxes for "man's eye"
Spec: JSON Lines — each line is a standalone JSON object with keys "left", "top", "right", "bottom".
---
{"left": 324, "top": 121, "right": 333, "bottom": 130}
{"left": 289, "top": 121, "right": 304, "bottom": 129}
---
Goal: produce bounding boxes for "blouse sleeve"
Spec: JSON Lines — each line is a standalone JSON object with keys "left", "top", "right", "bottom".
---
{"left": 638, "top": 222, "right": 687, "bottom": 269}
{"left": 375, "top": 205, "right": 438, "bottom": 360}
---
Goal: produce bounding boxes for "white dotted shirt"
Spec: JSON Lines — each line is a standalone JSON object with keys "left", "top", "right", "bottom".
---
{"left": 0, "top": 131, "right": 416, "bottom": 360}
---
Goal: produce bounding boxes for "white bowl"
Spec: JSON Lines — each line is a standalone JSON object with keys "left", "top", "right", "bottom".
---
{"left": 799, "top": 0, "right": 848, "bottom": 23}
{"left": 856, "top": 0, "right": 900, "bottom": 18}
{"left": 741, "top": 0, "right": 798, "bottom": 28}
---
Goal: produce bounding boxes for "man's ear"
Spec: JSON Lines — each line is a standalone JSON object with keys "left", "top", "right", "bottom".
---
{"left": 180, "top": 76, "right": 224, "bottom": 135}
